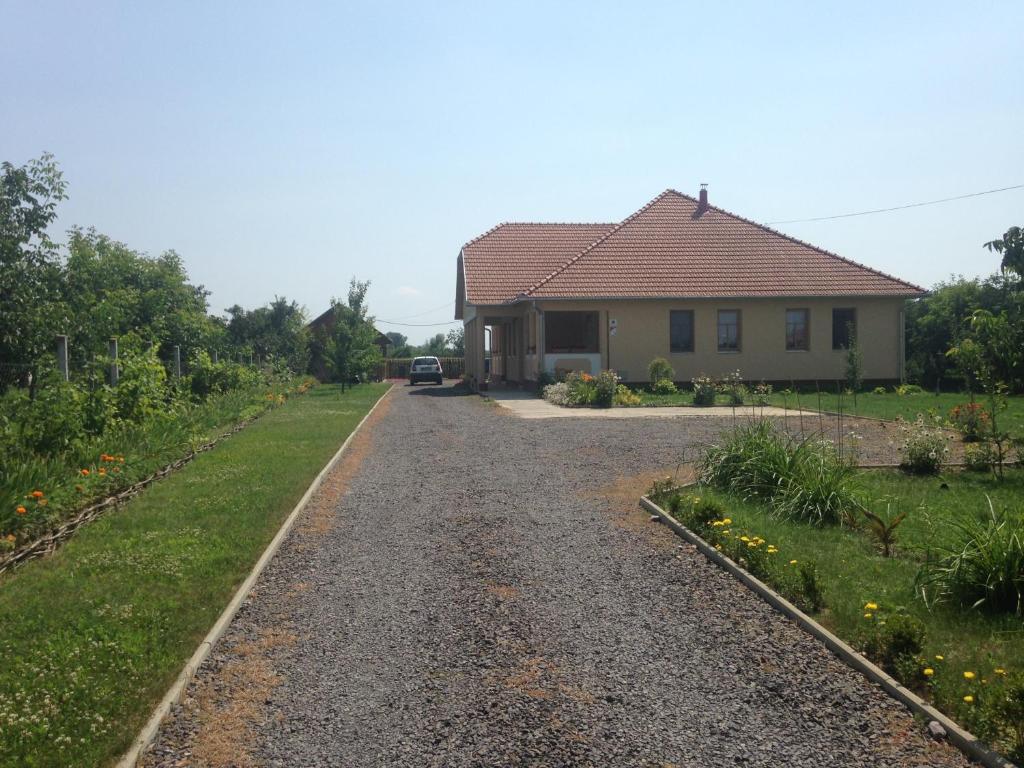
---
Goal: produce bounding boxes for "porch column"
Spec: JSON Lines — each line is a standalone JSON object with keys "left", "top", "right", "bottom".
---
{"left": 536, "top": 307, "right": 545, "bottom": 377}
{"left": 474, "top": 315, "right": 486, "bottom": 388}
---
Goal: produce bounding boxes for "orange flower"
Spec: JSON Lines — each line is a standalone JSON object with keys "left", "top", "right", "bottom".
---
{"left": 81, "top": 469, "right": 90, "bottom": 477}
{"left": 98, "top": 468, "right": 107, "bottom": 476}
{"left": 15, "top": 506, "right": 26, "bottom": 515}
{"left": 31, "top": 490, "right": 44, "bottom": 499}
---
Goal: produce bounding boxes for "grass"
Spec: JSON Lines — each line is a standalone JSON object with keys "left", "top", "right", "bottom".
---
{"left": 628, "top": 386, "right": 1024, "bottom": 432}
{"left": 0, "top": 382, "right": 389, "bottom": 767}
{"left": 663, "top": 467, "right": 1024, "bottom": 747}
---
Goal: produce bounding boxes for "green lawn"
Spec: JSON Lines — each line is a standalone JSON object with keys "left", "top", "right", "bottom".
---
{"left": 628, "top": 387, "right": 1024, "bottom": 433}
{"left": 661, "top": 467, "right": 1024, "bottom": 752}
{"left": 0, "top": 383, "right": 388, "bottom": 768}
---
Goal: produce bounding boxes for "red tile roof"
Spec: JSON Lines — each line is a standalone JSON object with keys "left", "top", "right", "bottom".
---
{"left": 461, "top": 222, "right": 616, "bottom": 305}
{"left": 460, "top": 190, "right": 924, "bottom": 305}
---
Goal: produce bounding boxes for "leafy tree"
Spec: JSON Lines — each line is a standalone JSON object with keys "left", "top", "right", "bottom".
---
{"left": 419, "top": 333, "right": 449, "bottom": 356}
{"left": 985, "top": 226, "right": 1024, "bottom": 280}
{"left": 0, "top": 153, "right": 68, "bottom": 389}
{"left": 224, "top": 296, "right": 310, "bottom": 373}
{"left": 63, "top": 228, "right": 220, "bottom": 367}
{"left": 445, "top": 327, "right": 465, "bottom": 356}
{"left": 385, "top": 331, "right": 413, "bottom": 358}
{"left": 326, "top": 279, "right": 382, "bottom": 386}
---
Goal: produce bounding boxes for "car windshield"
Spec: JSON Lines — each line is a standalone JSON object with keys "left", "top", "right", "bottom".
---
{"left": 413, "top": 358, "right": 436, "bottom": 366}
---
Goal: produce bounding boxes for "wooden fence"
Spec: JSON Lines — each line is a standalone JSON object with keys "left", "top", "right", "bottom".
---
{"left": 376, "top": 357, "right": 465, "bottom": 380}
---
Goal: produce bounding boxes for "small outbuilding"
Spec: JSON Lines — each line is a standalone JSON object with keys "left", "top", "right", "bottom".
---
{"left": 455, "top": 188, "right": 924, "bottom": 389}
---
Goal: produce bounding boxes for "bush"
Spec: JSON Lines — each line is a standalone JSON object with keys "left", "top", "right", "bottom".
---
{"left": 699, "top": 420, "right": 863, "bottom": 525}
{"left": 542, "top": 381, "right": 572, "bottom": 406}
{"left": 11, "top": 370, "right": 87, "bottom": 456}
{"left": 114, "top": 348, "right": 169, "bottom": 422}
{"left": 872, "top": 386, "right": 887, "bottom": 395}
{"left": 862, "top": 611, "right": 926, "bottom": 677}
{"left": 751, "top": 381, "right": 772, "bottom": 406}
{"left": 949, "top": 402, "right": 991, "bottom": 442}
{"left": 692, "top": 374, "right": 717, "bottom": 406}
{"left": 564, "top": 371, "right": 597, "bottom": 405}
{"left": 593, "top": 370, "right": 618, "bottom": 408}
{"left": 720, "top": 370, "right": 746, "bottom": 405}
{"left": 535, "top": 370, "right": 555, "bottom": 393}
{"left": 896, "top": 383, "right": 924, "bottom": 396}
{"left": 964, "top": 441, "right": 998, "bottom": 472}
{"left": 897, "top": 415, "right": 950, "bottom": 475}
{"left": 650, "top": 379, "right": 677, "bottom": 395}
{"left": 613, "top": 384, "right": 641, "bottom": 406}
{"left": 918, "top": 499, "right": 1024, "bottom": 614}
{"left": 647, "top": 357, "right": 675, "bottom": 386}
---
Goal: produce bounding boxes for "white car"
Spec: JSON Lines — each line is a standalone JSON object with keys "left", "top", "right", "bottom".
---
{"left": 409, "top": 356, "right": 443, "bottom": 385}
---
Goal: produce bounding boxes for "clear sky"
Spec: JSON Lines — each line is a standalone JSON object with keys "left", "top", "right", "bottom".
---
{"left": 3, "top": 1, "right": 1022, "bottom": 343}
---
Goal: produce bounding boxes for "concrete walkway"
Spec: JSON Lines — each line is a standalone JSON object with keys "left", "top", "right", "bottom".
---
{"left": 488, "top": 389, "right": 792, "bottom": 419}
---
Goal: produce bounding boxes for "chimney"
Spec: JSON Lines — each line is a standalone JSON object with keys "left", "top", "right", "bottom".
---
{"left": 698, "top": 183, "right": 709, "bottom": 212}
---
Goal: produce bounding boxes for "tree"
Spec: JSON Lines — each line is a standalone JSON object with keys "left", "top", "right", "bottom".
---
{"left": 0, "top": 153, "right": 68, "bottom": 389}
{"left": 420, "top": 333, "right": 448, "bottom": 356}
{"left": 326, "top": 279, "right": 382, "bottom": 386}
{"left": 985, "top": 226, "right": 1024, "bottom": 280}
{"left": 224, "top": 296, "right": 310, "bottom": 373}
{"left": 385, "top": 331, "right": 413, "bottom": 358}
{"left": 445, "top": 327, "right": 465, "bottom": 356}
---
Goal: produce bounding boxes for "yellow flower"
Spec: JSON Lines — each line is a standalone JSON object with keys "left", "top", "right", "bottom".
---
{"left": 923, "top": 668, "right": 935, "bottom": 677}
{"left": 963, "top": 671, "right": 976, "bottom": 680}
{"left": 864, "top": 602, "right": 878, "bottom": 611}
{"left": 740, "top": 536, "right": 750, "bottom": 542}
{"left": 747, "top": 541, "right": 757, "bottom": 548}
{"left": 864, "top": 613, "right": 873, "bottom": 619}
{"left": 935, "top": 655, "right": 944, "bottom": 661}
{"left": 995, "top": 668, "right": 1007, "bottom": 676}
{"left": 963, "top": 695, "right": 974, "bottom": 704}
{"left": 789, "top": 559, "right": 798, "bottom": 565}
{"left": 766, "top": 547, "right": 778, "bottom": 554}
{"left": 722, "top": 518, "right": 732, "bottom": 525}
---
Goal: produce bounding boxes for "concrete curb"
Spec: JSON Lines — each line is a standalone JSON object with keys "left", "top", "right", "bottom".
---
{"left": 640, "top": 492, "right": 1015, "bottom": 768}
{"left": 116, "top": 384, "right": 393, "bottom": 768}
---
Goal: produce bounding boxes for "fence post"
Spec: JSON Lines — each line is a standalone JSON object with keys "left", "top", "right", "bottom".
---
{"left": 174, "top": 345, "right": 182, "bottom": 378}
{"left": 108, "top": 337, "right": 119, "bottom": 386}
{"left": 248, "top": 352, "right": 253, "bottom": 366}
{"left": 56, "top": 335, "right": 69, "bottom": 381}
{"left": 212, "top": 349, "right": 218, "bottom": 364}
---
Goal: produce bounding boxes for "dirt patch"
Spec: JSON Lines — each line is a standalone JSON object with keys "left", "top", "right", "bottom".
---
{"left": 189, "top": 628, "right": 298, "bottom": 768}
{"left": 295, "top": 391, "right": 392, "bottom": 542}
{"left": 588, "top": 466, "right": 696, "bottom": 546}
{"left": 484, "top": 583, "right": 519, "bottom": 600}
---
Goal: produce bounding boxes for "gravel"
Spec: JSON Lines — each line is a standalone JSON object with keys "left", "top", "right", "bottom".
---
{"left": 143, "top": 383, "right": 970, "bottom": 767}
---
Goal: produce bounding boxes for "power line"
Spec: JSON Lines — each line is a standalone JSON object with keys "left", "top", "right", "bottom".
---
{"left": 385, "top": 300, "right": 455, "bottom": 321}
{"left": 376, "top": 319, "right": 460, "bottom": 327}
{"left": 767, "top": 183, "right": 1024, "bottom": 225}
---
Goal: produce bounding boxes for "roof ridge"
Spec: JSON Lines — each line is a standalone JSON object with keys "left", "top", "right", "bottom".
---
{"left": 701, "top": 198, "right": 925, "bottom": 293}
{"left": 520, "top": 189, "right": 681, "bottom": 299}
{"left": 460, "top": 221, "right": 509, "bottom": 252}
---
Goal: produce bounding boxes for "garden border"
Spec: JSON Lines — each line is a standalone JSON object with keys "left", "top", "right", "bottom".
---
{"left": 115, "top": 383, "right": 393, "bottom": 768}
{"left": 0, "top": 390, "right": 305, "bottom": 577}
{"left": 640, "top": 491, "right": 1015, "bottom": 768}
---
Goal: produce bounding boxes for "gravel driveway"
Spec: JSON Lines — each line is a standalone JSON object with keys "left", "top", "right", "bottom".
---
{"left": 143, "top": 383, "right": 967, "bottom": 768}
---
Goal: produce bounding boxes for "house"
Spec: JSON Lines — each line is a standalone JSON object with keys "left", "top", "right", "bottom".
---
{"left": 454, "top": 188, "right": 924, "bottom": 389}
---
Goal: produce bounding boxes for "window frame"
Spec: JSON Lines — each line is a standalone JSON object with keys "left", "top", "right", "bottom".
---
{"left": 669, "top": 309, "right": 695, "bottom": 353}
{"left": 832, "top": 307, "right": 857, "bottom": 350}
{"left": 785, "top": 308, "right": 810, "bottom": 352}
{"left": 717, "top": 309, "right": 741, "bottom": 353}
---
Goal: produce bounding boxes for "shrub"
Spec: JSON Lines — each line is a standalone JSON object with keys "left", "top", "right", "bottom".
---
{"left": 114, "top": 348, "right": 169, "bottom": 422}
{"left": 949, "top": 402, "right": 991, "bottom": 442}
{"left": 13, "top": 370, "right": 87, "bottom": 456}
{"left": 650, "top": 378, "right": 677, "bottom": 395}
{"left": 917, "top": 498, "right": 1024, "bottom": 614}
{"left": 647, "top": 357, "right": 675, "bottom": 386}
{"left": 897, "top": 415, "right": 950, "bottom": 475}
{"left": 720, "top": 370, "right": 746, "bottom": 405}
{"left": 692, "top": 374, "right": 717, "bottom": 406}
{"left": 872, "top": 386, "right": 887, "bottom": 395}
{"left": 751, "top": 381, "right": 772, "bottom": 406}
{"left": 964, "top": 441, "right": 998, "bottom": 472}
{"left": 613, "top": 384, "right": 641, "bottom": 406}
{"left": 542, "top": 381, "right": 572, "bottom": 406}
{"left": 699, "top": 421, "right": 863, "bottom": 525}
{"left": 535, "top": 370, "right": 555, "bottom": 392}
{"left": 564, "top": 371, "right": 597, "bottom": 405}
{"left": 862, "top": 611, "right": 926, "bottom": 677}
{"left": 593, "top": 370, "right": 618, "bottom": 408}
{"left": 896, "top": 383, "right": 924, "bottom": 396}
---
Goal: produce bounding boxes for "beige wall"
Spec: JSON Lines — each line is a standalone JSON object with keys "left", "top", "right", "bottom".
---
{"left": 532, "top": 297, "right": 906, "bottom": 383}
